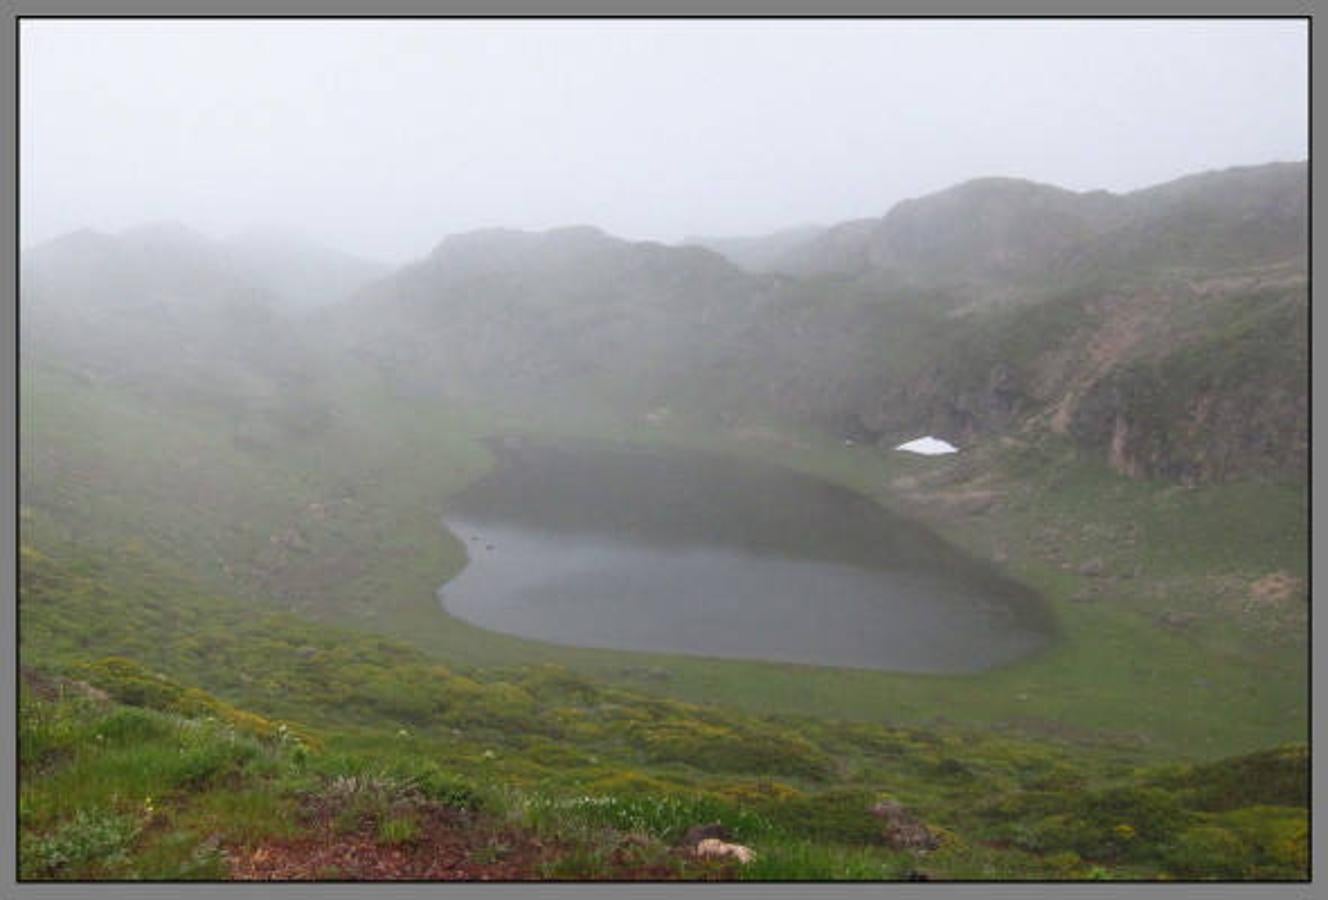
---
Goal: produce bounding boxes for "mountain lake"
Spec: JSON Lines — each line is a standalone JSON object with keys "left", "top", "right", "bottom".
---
{"left": 438, "top": 438, "right": 1055, "bottom": 673}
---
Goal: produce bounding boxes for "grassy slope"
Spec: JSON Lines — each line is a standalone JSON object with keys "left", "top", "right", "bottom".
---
{"left": 18, "top": 545, "right": 1307, "bottom": 881}
{"left": 546, "top": 418, "right": 1306, "bottom": 759}
{"left": 20, "top": 356, "right": 1306, "bottom": 760}
{"left": 18, "top": 352, "right": 1308, "bottom": 879}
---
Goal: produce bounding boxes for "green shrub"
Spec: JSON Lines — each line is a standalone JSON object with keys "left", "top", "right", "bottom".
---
{"left": 587, "top": 770, "right": 680, "bottom": 797}
{"left": 971, "top": 789, "right": 1075, "bottom": 828}
{"left": 1060, "top": 786, "right": 1193, "bottom": 862}
{"left": 174, "top": 740, "right": 258, "bottom": 790}
{"left": 1163, "top": 825, "right": 1248, "bottom": 879}
{"left": 1212, "top": 806, "right": 1308, "bottom": 878}
{"left": 713, "top": 779, "right": 804, "bottom": 805}
{"left": 1026, "top": 765, "right": 1088, "bottom": 793}
{"left": 440, "top": 678, "right": 539, "bottom": 731}
{"left": 758, "top": 790, "right": 883, "bottom": 845}
{"left": 625, "top": 716, "right": 830, "bottom": 779}
{"left": 1152, "top": 745, "right": 1307, "bottom": 812}
{"left": 73, "top": 658, "right": 183, "bottom": 712}
{"left": 69, "top": 657, "right": 319, "bottom": 750}
{"left": 95, "top": 706, "right": 176, "bottom": 745}
{"left": 387, "top": 761, "right": 483, "bottom": 811}
{"left": 18, "top": 690, "right": 91, "bottom": 772}
{"left": 21, "top": 809, "right": 142, "bottom": 879}
{"left": 984, "top": 784, "right": 1192, "bottom": 864}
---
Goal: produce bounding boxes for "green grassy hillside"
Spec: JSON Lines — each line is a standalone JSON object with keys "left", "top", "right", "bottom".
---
{"left": 21, "top": 359, "right": 1306, "bottom": 759}
{"left": 18, "top": 541, "right": 1307, "bottom": 881}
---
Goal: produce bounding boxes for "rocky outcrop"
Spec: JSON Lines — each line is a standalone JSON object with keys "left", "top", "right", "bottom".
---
{"left": 853, "top": 258, "right": 1306, "bottom": 484}
{"left": 1064, "top": 289, "right": 1307, "bottom": 483}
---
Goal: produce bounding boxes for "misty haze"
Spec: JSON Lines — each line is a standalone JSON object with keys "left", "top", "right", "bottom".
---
{"left": 17, "top": 18, "right": 1308, "bottom": 884}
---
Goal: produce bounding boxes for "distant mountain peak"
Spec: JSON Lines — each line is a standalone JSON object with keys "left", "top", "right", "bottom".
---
{"left": 773, "top": 160, "right": 1305, "bottom": 281}
{"left": 928, "top": 175, "right": 1065, "bottom": 194}
{"left": 25, "top": 218, "right": 389, "bottom": 312}
{"left": 545, "top": 224, "right": 610, "bottom": 241}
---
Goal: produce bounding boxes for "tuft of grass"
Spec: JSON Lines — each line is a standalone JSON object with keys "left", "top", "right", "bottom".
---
{"left": 540, "top": 845, "right": 612, "bottom": 880}
{"left": 176, "top": 789, "right": 301, "bottom": 846}
{"left": 510, "top": 791, "right": 772, "bottom": 846}
{"left": 736, "top": 837, "right": 910, "bottom": 881}
{"left": 377, "top": 815, "right": 420, "bottom": 846}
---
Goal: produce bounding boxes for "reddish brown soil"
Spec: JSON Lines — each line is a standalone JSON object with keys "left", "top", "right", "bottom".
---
{"left": 229, "top": 824, "right": 546, "bottom": 880}
{"left": 226, "top": 808, "right": 736, "bottom": 881}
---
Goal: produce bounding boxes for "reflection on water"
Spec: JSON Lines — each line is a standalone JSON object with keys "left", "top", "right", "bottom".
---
{"left": 438, "top": 439, "right": 1054, "bottom": 673}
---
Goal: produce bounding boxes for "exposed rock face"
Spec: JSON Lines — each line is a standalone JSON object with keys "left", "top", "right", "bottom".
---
{"left": 778, "top": 163, "right": 1306, "bottom": 485}
{"left": 1062, "top": 283, "right": 1307, "bottom": 483}
{"left": 864, "top": 363, "right": 1027, "bottom": 446}
{"left": 859, "top": 260, "right": 1306, "bottom": 484}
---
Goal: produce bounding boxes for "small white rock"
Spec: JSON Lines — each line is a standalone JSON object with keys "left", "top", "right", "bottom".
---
{"left": 694, "top": 838, "right": 757, "bottom": 864}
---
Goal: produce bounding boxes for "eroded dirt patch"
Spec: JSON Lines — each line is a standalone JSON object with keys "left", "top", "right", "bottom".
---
{"left": 228, "top": 806, "right": 555, "bottom": 881}
{"left": 1248, "top": 572, "right": 1305, "bottom": 608}
{"left": 226, "top": 807, "right": 735, "bottom": 881}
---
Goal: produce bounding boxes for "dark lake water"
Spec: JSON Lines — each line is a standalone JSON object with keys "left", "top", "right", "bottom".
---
{"left": 438, "top": 439, "right": 1055, "bottom": 673}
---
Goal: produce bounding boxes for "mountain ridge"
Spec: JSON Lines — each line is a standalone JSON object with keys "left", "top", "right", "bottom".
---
{"left": 24, "top": 159, "right": 1307, "bottom": 484}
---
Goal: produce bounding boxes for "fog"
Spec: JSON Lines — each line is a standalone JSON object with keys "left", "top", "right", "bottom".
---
{"left": 18, "top": 22, "right": 1310, "bottom": 878}
{"left": 21, "top": 19, "right": 1307, "bottom": 263}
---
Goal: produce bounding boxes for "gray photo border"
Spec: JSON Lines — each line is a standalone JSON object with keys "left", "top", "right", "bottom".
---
{"left": 2, "top": 1, "right": 1316, "bottom": 899}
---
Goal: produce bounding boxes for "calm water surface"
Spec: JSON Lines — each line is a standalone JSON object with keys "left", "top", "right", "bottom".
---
{"left": 438, "top": 439, "right": 1054, "bottom": 673}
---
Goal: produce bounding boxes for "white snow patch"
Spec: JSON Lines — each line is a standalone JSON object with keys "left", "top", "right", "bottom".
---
{"left": 894, "top": 436, "right": 959, "bottom": 456}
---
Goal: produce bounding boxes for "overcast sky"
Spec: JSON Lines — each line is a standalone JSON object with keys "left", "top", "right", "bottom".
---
{"left": 21, "top": 19, "right": 1308, "bottom": 263}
